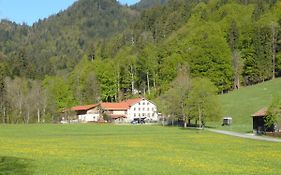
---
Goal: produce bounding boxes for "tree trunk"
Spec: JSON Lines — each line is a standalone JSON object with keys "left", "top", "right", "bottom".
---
{"left": 184, "top": 121, "right": 187, "bottom": 128}
{"left": 233, "top": 50, "right": 240, "bottom": 90}
{"left": 117, "top": 75, "right": 120, "bottom": 102}
{"left": 146, "top": 71, "right": 150, "bottom": 95}
{"left": 37, "top": 108, "right": 40, "bottom": 123}
{"left": 42, "top": 107, "right": 46, "bottom": 123}
{"left": 27, "top": 110, "right": 30, "bottom": 124}
{"left": 2, "top": 105, "right": 5, "bottom": 124}
{"left": 19, "top": 102, "right": 23, "bottom": 123}
{"left": 130, "top": 65, "right": 135, "bottom": 95}
{"left": 271, "top": 24, "right": 277, "bottom": 79}
{"left": 153, "top": 73, "right": 157, "bottom": 89}
{"left": 198, "top": 105, "right": 202, "bottom": 128}
{"left": 131, "top": 36, "right": 135, "bottom": 46}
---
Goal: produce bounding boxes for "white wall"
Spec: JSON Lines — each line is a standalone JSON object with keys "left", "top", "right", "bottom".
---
{"left": 127, "top": 99, "right": 158, "bottom": 122}
{"left": 113, "top": 110, "right": 127, "bottom": 115}
{"left": 79, "top": 108, "right": 100, "bottom": 123}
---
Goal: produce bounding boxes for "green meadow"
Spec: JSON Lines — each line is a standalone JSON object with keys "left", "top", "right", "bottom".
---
{"left": 0, "top": 124, "right": 281, "bottom": 175}
{"left": 210, "top": 78, "right": 281, "bottom": 132}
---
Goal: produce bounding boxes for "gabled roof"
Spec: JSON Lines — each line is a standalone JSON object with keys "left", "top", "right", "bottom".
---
{"left": 251, "top": 107, "right": 268, "bottom": 117}
{"left": 71, "top": 104, "right": 99, "bottom": 111}
{"left": 101, "top": 98, "right": 144, "bottom": 110}
{"left": 70, "top": 98, "right": 149, "bottom": 112}
{"left": 122, "top": 98, "right": 143, "bottom": 107}
{"left": 101, "top": 102, "right": 129, "bottom": 110}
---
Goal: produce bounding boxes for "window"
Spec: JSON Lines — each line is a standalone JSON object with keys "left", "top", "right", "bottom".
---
{"left": 134, "top": 108, "right": 136, "bottom": 111}
{"left": 147, "top": 102, "right": 149, "bottom": 105}
{"left": 143, "top": 102, "right": 145, "bottom": 105}
{"left": 147, "top": 108, "right": 150, "bottom": 111}
{"left": 152, "top": 113, "right": 155, "bottom": 117}
{"left": 138, "top": 113, "right": 140, "bottom": 117}
{"left": 134, "top": 114, "right": 136, "bottom": 117}
{"left": 143, "top": 108, "right": 145, "bottom": 111}
{"left": 142, "top": 113, "right": 145, "bottom": 116}
{"left": 138, "top": 108, "right": 140, "bottom": 111}
{"left": 138, "top": 102, "right": 140, "bottom": 105}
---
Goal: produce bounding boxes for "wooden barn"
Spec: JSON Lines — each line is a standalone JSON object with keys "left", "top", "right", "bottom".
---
{"left": 251, "top": 107, "right": 274, "bottom": 134}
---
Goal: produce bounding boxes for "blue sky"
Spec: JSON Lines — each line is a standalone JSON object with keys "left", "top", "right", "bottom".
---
{"left": 0, "top": 0, "right": 140, "bottom": 25}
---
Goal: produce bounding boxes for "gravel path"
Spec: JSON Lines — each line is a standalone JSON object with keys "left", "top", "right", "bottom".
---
{"left": 207, "top": 129, "right": 281, "bottom": 143}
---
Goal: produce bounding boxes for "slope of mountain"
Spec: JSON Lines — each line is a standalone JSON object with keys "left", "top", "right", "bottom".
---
{"left": 133, "top": 0, "right": 169, "bottom": 10}
{"left": 216, "top": 78, "right": 281, "bottom": 132}
{"left": 0, "top": 0, "right": 139, "bottom": 78}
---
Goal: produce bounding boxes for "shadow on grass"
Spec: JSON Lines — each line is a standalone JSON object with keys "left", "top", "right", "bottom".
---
{"left": 0, "top": 156, "right": 33, "bottom": 175}
{"left": 177, "top": 125, "right": 217, "bottom": 130}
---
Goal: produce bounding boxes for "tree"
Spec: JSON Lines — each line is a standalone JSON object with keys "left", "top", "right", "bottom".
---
{"left": 29, "top": 81, "right": 45, "bottom": 123}
{"left": 187, "top": 78, "right": 221, "bottom": 128}
{"left": 43, "top": 76, "right": 75, "bottom": 113}
{"left": 252, "top": 26, "right": 272, "bottom": 82}
{"left": 138, "top": 43, "right": 159, "bottom": 95}
{"left": 5, "top": 77, "right": 28, "bottom": 123}
{"left": 0, "top": 62, "right": 8, "bottom": 123}
{"left": 228, "top": 20, "right": 242, "bottom": 89}
{"left": 269, "top": 22, "right": 280, "bottom": 79}
{"left": 158, "top": 65, "right": 191, "bottom": 127}
{"left": 266, "top": 94, "right": 281, "bottom": 131}
{"left": 84, "top": 71, "right": 101, "bottom": 104}
{"left": 187, "top": 23, "right": 233, "bottom": 92}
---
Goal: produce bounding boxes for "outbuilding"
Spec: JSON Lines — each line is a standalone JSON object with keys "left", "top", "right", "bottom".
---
{"left": 71, "top": 104, "right": 100, "bottom": 123}
{"left": 251, "top": 107, "right": 274, "bottom": 134}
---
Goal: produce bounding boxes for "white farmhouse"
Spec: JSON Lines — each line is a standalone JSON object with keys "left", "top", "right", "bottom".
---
{"left": 68, "top": 98, "right": 158, "bottom": 123}
{"left": 126, "top": 98, "right": 158, "bottom": 122}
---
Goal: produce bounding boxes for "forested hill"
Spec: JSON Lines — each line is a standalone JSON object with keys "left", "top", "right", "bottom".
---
{"left": 0, "top": 0, "right": 138, "bottom": 78}
{"left": 1, "top": 0, "right": 281, "bottom": 123}
{"left": 132, "top": 0, "right": 169, "bottom": 10}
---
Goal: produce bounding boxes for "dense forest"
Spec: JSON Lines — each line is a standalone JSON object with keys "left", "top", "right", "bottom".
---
{"left": 0, "top": 0, "right": 281, "bottom": 123}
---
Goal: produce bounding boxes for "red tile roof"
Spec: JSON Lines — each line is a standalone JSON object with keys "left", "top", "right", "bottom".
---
{"left": 70, "top": 98, "right": 144, "bottom": 112}
{"left": 122, "top": 98, "right": 143, "bottom": 107}
{"left": 101, "top": 98, "right": 144, "bottom": 110}
{"left": 101, "top": 102, "right": 129, "bottom": 110}
{"left": 251, "top": 107, "right": 268, "bottom": 117}
{"left": 71, "top": 104, "right": 99, "bottom": 111}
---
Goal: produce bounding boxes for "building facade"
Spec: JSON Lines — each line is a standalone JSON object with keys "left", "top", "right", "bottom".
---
{"left": 68, "top": 98, "right": 158, "bottom": 123}
{"left": 71, "top": 104, "right": 100, "bottom": 123}
{"left": 126, "top": 98, "right": 158, "bottom": 122}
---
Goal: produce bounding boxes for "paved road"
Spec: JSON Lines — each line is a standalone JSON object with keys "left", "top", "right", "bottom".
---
{"left": 207, "top": 129, "right": 281, "bottom": 143}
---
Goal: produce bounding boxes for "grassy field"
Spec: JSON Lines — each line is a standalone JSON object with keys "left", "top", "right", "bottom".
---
{"left": 0, "top": 124, "right": 281, "bottom": 175}
{"left": 209, "top": 78, "right": 281, "bottom": 132}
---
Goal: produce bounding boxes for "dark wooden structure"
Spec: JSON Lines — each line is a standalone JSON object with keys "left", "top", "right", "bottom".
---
{"left": 251, "top": 108, "right": 274, "bottom": 134}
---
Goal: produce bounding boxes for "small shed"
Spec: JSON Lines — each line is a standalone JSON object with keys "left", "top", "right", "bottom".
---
{"left": 251, "top": 107, "right": 274, "bottom": 133}
{"left": 222, "top": 117, "right": 232, "bottom": 126}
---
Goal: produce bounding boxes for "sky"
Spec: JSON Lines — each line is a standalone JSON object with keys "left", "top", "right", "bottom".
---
{"left": 0, "top": 0, "right": 140, "bottom": 26}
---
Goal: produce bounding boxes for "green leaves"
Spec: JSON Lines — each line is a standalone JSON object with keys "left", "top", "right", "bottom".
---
{"left": 43, "top": 76, "right": 75, "bottom": 111}
{"left": 266, "top": 94, "right": 281, "bottom": 131}
{"left": 187, "top": 77, "right": 221, "bottom": 126}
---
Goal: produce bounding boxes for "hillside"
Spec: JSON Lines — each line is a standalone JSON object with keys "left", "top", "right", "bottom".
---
{"left": 133, "top": 0, "right": 169, "bottom": 10}
{"left": 0, "top": 0, "right": 138, "bottom": 78}
{"left": 213, "top": 78, "right": 281, "bottom": 132}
